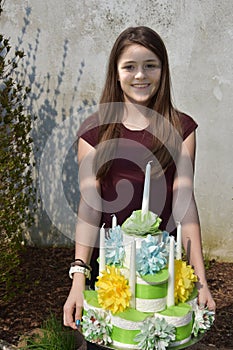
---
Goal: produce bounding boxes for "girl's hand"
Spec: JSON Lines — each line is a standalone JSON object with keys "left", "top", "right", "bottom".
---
{"left": 197, "top": 282, "right": 216, "bottom": 311}
{"left": 63, "top": 274, "right": 85, "bottom": 329}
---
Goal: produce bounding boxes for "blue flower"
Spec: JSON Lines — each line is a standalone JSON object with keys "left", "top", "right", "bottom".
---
{"left": 136, "top": 235, "right": 170, "bottom": 275}
{"left": 105, "top": 225, "right": 125, "bottom": 266}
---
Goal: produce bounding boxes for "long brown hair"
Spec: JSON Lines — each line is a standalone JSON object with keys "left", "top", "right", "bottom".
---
{"left": 94, "top": 26, "right": 182, "bottom": 180}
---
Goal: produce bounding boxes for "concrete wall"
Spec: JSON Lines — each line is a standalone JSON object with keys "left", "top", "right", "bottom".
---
{"left": 1, "top": 0, "right": 232, "bottom": 260}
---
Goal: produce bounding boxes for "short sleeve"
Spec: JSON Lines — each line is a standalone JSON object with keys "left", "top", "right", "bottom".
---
{"left": 179, "top": 113, "right": 198, "bottom": 140}
{"left": 77, "top": 113, "right": 100, "bottom": 147}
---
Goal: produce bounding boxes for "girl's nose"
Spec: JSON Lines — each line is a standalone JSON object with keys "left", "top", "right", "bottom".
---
{"left": 135, "top": 68, "right": 145, "bottom": 79}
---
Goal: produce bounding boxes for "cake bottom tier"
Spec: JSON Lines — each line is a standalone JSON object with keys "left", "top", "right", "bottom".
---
{"left": 83, "top": 290, "right": 197, "bottom": 350}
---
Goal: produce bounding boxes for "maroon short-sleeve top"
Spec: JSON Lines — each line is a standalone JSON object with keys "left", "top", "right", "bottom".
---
{"left": 78, "top": 112, "right": 197, "bottom": 234}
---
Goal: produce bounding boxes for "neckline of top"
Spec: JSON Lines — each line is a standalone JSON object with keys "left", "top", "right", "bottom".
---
{"left": 121, "top": 122, "right": 149, "bottom": 132}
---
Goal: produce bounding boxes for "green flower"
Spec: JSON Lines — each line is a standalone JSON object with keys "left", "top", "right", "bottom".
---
{"left": 122, "top": 210, "right": 162, "bottom": 236}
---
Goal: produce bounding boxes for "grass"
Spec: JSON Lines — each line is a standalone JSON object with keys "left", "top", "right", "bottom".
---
{"left": 20, "top": 313, "right": 78, "bottom": 349}
{"left": 203, "top": 252, "right": 215, "bottom": 270}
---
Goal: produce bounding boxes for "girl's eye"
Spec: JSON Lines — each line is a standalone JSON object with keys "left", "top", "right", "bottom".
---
{"left": 121, "top": 63, "right": 161, "bottom": 71}
{"left": 144, "top": 64, "right": 159, "bottom": 70}
{"left": 123, "top": 65, "right": 135, "bottom": 71}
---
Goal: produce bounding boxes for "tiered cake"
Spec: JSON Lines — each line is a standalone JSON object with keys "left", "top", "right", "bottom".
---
{"left": 82, "top": 162, "right": 214, "bottom": 349}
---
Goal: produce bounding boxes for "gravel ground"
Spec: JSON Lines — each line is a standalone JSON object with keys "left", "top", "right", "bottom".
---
{"left": 0, "top": 247, "right": 232, "bottom": 349}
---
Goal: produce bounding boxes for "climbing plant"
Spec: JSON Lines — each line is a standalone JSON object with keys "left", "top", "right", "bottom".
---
{"left": 0, "top": 0, "right": 36, "bottom": 298}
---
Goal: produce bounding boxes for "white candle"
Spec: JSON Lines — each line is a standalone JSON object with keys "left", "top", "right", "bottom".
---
{"left": 167, "top": 235, "right": 175, "bottom": 307}
{"left": 176, "top": 222, "right": 182, "bottom": 260}
{"left": 141, "top": 161, "right": 152, "bottom": 220}
{"left": 99, "top": 223, "right": 105, "bottom": 274}
{"left": 112, "top": 214, "right": 117, "bottom": 229}
{"left": 129, "top": 239, "right": 136, "bottom": 308}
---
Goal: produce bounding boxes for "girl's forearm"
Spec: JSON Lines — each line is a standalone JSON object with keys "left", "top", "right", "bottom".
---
{"left": 182, "top": 222, "right": 207, "bottom": 285}
{"left": 74, "top": 197, "right": 101, "bottom": 264}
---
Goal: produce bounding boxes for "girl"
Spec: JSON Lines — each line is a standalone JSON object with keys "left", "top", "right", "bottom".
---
{"left": 63, "top": 26, "right": 215, "bottom": 330}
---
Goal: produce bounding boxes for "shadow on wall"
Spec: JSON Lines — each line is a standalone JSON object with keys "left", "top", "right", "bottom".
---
{"left": 16, "top": 6, "right": 96, "bottom": 246}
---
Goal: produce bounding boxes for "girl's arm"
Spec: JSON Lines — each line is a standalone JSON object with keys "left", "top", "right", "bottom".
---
{"left": 173, "top": 131, "right": 216, "bottom": 311}
{"left": 63, "top": 138, "right": 102, "bottom": 329}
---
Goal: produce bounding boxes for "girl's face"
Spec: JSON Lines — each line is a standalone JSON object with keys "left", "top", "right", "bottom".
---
{"left": 117, "top": 44, "right": 162, "bottom": 106}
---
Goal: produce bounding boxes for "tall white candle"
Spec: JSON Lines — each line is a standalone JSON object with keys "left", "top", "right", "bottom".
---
{"left": 99, "top": 223, "right": 105, "bottom": 274}
{"left": 112, "top": 214, "right": 117, "bottom": 229}
{"left": 167, "top": 235, "right": 175, "bottom": 307}
{"left": 141, "top": 161, "right": 152, "bottom": 220}
{"left": 129, "top": 239, "right": 136, "bottom": 308}
{"left": 176, "top": 222, "right": 182, "bottom": 260}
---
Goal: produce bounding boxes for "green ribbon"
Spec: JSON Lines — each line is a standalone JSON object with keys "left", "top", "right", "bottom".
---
{"left": 112, "top": 326, "right": 139, "bottom": 345}
{"left": 174, "top": 320, "right": 193, "bottom": 341}
{"left": 136, "top": 281, "right": 168, "bottom": 299}
{"left": 111, "top": 320, "right": 193, "bottom": 345}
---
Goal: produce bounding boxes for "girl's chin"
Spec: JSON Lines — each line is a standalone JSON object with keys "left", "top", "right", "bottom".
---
{"left": 123, "top": 94, "right": 151, "bottom": 106}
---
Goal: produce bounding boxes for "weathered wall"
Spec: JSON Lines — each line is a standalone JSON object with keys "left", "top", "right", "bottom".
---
{"left": 1, "top": 0, "right": 232, "bottom": 260}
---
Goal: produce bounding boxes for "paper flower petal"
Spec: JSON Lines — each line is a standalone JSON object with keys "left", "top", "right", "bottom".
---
{"left": 174, "top": 260, "right": 198, "bottom": 304}
{"left": 96, "top": 266, "right": 131, "bottom": 314}
{"left": 134, "top": 316, "right": 176, "bottom": 350}
{"left": 105, "top": 225, "right": 125, "bottom": 266}
{"left": 122, "top": 210, "right": 162, "bottom": 236}
{"left": 82, "top": 309, "right": 112, "bottom": 345}
{"left": 192, "top": 305, "right": 215, "bottom": 337}
{"left": 136, "top": 235, "right": 169, "bottom": 275}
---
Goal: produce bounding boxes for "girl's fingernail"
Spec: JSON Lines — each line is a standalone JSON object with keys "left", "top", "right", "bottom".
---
{"left": 75, "top": 319, "right": 81, "bottom": 327}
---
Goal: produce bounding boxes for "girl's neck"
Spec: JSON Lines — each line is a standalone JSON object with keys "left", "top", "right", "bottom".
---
{"left": 122, "top": 103, "right": 150, "bottom": 131}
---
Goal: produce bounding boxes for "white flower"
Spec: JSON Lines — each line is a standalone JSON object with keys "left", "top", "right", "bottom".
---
{"left": 82, "top": 309, "right": 112, "bottom": 345}
{"left": 134, "top": 316, "right": 176, "bottom": 350}
{"left": 192, "top": 306, "right": 215, "bottom": 337}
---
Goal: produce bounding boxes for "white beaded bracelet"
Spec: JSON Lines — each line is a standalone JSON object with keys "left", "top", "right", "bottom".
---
{"left": 69, "top": 265, "right": 91, "bottom": 280}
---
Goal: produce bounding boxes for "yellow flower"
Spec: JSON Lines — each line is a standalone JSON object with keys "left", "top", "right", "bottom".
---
{"left": 96, "top": 266, "right": 131, "bottom": 314}
{"left": 174, "top": 260, "right": 198, "bottom": 304}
